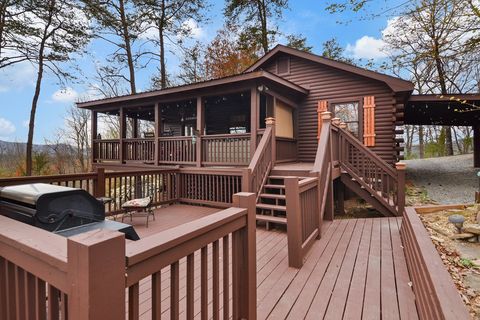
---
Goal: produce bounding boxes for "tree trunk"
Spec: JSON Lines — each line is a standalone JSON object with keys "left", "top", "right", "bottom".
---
{"left": 418, "top": 125, "right": 425, "bottom": 158}
{"left": 158, "top": 0, "right": 167, "bottom": 89}
{"left": 257, "top": 0, "right": 269, "bottom": 54}
{"left": 119, "top": 0, "right": 136, "bottom": 94}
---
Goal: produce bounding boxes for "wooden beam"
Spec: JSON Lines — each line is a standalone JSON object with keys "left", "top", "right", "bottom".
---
{"left": 119, "top": 107, "right": 125, "bottom": 164}
{"left": 154, "top": 103, "right": 160, "bottom": 165}
{"left": 91, "top": 111, "right": 98, "bottom": 166}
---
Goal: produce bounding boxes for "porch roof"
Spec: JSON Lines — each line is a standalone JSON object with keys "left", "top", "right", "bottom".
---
{"left": 77, "top": 71, "right": 309, "bottom": 110}
{"left": 405, "top": 93, "right": 480, "bottom": 126}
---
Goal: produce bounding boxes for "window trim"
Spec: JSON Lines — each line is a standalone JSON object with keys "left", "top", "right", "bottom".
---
{"left": 328, "top": 97, "right": 364, "bottom": 139}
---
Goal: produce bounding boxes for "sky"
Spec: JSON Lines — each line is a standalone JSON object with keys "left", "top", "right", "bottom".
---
{"left": 0, "top": 0, "right": 403, "bottom": 144}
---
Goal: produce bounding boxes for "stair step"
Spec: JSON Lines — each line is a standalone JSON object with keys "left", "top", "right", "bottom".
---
{"left": 259, "top": 193, "right": 286, "bottom": 200}
{"left": 256, "top": 214, "right": 287, "bottom": 224}
{"left": 264, "top": 184, "right": 285, "bottom": 189}
{"left": 256, "top": 203, "right": 287, "bottom": 211}
{"left": 269, "top": 175, "right": 309, "bottom": 180}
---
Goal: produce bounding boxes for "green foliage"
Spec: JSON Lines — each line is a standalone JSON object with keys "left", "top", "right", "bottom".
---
{"left": 321, "top": 37, "right": 354, "bottom": 64}
{"left": 285, "top": 34, "right": 312, "bottom": 52}
{"left": 459, "top": 258, "right": 478, "bottom": 269}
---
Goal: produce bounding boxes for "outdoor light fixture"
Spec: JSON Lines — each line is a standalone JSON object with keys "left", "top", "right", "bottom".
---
{"left": 257, "top": 85, "right": 269, "bottom": 92}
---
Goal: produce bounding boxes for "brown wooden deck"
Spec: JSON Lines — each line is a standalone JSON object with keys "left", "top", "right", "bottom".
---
{"left": 130, "top": 211, "right": 418, "bottom": 319}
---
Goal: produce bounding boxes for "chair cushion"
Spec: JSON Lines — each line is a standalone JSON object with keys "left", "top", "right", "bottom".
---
{"left": 122, "top": 197, "right": 152, "bottom": 208}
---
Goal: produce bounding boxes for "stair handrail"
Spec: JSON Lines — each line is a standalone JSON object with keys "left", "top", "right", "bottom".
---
{"left": 336, "top": 123, "right": 405, "bottom": 215}
{"left": 242, "top": 119, "right": 275, "bottom": 199}
{"left": 310, "top": 111, "right": 335, "bottom": 224}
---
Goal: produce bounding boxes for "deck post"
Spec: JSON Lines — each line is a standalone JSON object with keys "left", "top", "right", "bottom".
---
{"left": 241, "top": 168, "right": 252, "bottom": 192}
{"left": 93, "top": 167, "right": 105, "bottom": 198}
{"left": 232, "top": 192, "right": 257, "bottom": 320}
{"left": 91, "top": 111, "right": 97, "bottom": 166}
{"left": 67, "top": 230, "right": 125, "bottom": 320}
{"left": 119, "top": 107, "right": 125, "bottom": 164}
{"left": 474, "top": 125, "right": 480, "bottom": 168}
{"left": 266, "top": 117, "right": 276, "bottom": 165}
{"left": 250, "top": 87, "right": 259, "bottom": 157}
{"left": 196, "top": 96, "right": 204, "bottom": 167}
{"left": 285, "top": 177, "right": 303, "bottom": 268}
{"left": 154, "top": 102, "right": 160, "bottom": 165}
{"left": 396, "top": 162, "right": 406, "bottom": 215}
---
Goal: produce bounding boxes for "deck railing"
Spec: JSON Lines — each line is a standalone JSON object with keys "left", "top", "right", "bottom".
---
{"left": 93, "top": 139, "right": 120, "bottom": 161}
{"left": 337, "top": 125, "right": 405, "bottom": 216}
{"left": 401, "top": 208, "right": 470, "bottom": 320}
{"left": 158, "top": 136, "right": 196, "bottom": 164}
{"left": 0, "top": 167, "right": 243, "bottom": 215}
{"left": 242, "top": 120, "right": 275, "bottom": 198}
{"left": 93, "top": 134, "right": 254, "bottom": 167}
{"left": 123, "top": 138, "right": 155, "bottom": 162}
{"left": 201, "top": 133, "right": 251, "bottom": 166}
{"left": 285, "top": 176, "right": 321, "bottom": 268}
{"left": 0, "top": 193, "right": 257, "bottom": 320}
{"left": 177, "top": 168, "right": 243, "bottom": 207}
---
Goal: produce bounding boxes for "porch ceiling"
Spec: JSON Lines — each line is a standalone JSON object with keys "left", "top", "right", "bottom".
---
{"left": 405, "top": 94, "right": 480, "bottom": 126}
{"left": 77, "top": 71, "right": 309, "bottom": 110}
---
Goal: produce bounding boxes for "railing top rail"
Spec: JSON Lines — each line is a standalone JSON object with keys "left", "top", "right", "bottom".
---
{"left": 178, "top": 168, "right": 243, "bottom": 176}
{"left": 123, "top": 138, "right": 155, "bottom": 142}
{"left": 248, "top": 126, "right": 272, "bottom": 171}
{"left": 0, "top": 172, "right": 98, "bottom": 185}
{"left": 105, "top": 168, "right": 179, "bottom": 178}
{"left": 311, "top": 121, "right": 332, "bottom": 174}
{"left": 93, "top": 139, "right": 119, "bottom": 142}
{"left": 336, "top": 124, "right": 397, "bottom": 177}
{"left": 298, "top": 177, "right": 318, "bottom": 188}
{"left": 201, "top": 133, "right": 251, "bottom": 139}
{"left": 158, "top": 136, "right": 193, "bottom": 140}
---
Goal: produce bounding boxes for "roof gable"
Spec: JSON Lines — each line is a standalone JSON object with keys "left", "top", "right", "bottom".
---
{"left": 245, "top": 45, "right": 414, "bottom": 93}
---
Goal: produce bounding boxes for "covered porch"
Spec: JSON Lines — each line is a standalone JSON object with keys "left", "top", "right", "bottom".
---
{"left": 79, "top": 71, "right": 308, "bottom": 169}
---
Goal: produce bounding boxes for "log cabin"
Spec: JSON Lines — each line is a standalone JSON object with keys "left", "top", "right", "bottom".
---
{"left": 77, "top": 45, "right": 480, "bottom": 222}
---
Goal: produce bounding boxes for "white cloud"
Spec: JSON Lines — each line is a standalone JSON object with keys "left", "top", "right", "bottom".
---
{"left": 22, "top": 120, "right": 29, "bottom": 128}
{"left": 51, "top": 87, "right": 79, "bottom": 103}
{"left": 181, "top": 19, "right": 204, "bottom": 39}
{"left": 346, "top": 35, "right": 389, "bottom": 60}
{"left": 0, "top": 61, "right": 36, "bottom": 92}
{"left": 0, "top": 117, "right": 16, "bottom": 136}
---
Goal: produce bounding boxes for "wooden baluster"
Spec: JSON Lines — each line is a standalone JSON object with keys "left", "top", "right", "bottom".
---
{"left": 186, "top": 254, "right": 195, "bottom": 319}
{"left": 151, "top": 271, "right": 161, "bottom": 320}
{"left": 201, "top": 246, "right": 208, "bottom": 320}
{"left": 171, "top": 261, "right": 180, "bottom": 320}
{"left": 213, "top": 240, "right": 220, "bottom": 320}
{"left": 222, "top": 236, "right": 230, "bottom": 319}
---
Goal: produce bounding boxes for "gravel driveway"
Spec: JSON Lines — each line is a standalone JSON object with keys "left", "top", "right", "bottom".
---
{"left": 404, "top": 154, "right": 479, "bottom": 204}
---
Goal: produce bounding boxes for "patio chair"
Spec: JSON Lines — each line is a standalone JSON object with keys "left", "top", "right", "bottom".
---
{"left": 121, "top": 186, "right": 157, "bottom": 227}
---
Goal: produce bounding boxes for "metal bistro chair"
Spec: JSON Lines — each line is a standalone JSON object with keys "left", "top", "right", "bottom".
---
{"left": 121, "top": 185, "right": 157, "bottom": 227}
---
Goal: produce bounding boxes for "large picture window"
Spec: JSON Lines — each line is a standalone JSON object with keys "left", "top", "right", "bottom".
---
{"left": 332, "top": 102, "right": 360, "bottom": 137}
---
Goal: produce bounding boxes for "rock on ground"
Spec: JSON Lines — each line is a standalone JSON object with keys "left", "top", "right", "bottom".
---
{"left": 405, "top": 154, "right": 479, "bottom": 204}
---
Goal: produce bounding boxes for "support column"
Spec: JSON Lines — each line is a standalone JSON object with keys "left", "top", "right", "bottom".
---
{"left": 396, "top": 162, "right": 406, "bottom": 215}
{"left": 196, "top": 97, "right": 204, "bottom": 167}
{"left": 474, "top": 125, "right": 480, "bottom": 168}
{"left": 265, "top": 117, "right": 276, "bottom": 164}
{"left": 119, "top": 107, "right": 125, "bottom": 164}
{"left": 154, "top": 103, "right": 160, "bottom": 165}
{"left": 91, "top": 111, "right": 98, "bottom": 166}
{"left": 250, "top": 87, "right": 259, "bottom": 157}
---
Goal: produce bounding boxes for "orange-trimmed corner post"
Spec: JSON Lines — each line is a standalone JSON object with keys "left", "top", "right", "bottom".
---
{"left": 67, "top": 230, "right": 126, "bottom": 320}
{"left": 396, "top": 162, "right": 406, "bottom": 215}
{"left": 232, "top": 192, "right": 257, "bottom": 320}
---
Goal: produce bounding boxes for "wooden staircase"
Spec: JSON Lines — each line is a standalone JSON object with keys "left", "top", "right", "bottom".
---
{"left": 256, "top": 175, "right": 288, "bottom": 227}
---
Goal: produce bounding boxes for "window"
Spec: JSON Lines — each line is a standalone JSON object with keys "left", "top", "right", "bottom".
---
{"left": 332, "top": 102, "right": 360, "bottom": 137}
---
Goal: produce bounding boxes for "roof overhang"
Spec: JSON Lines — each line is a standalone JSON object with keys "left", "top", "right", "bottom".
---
{"left": 245, "top": 45, "right": 415, "bottom": 93}
{"left": 77, "top": 71, "right": 309, "bottom": 110}
{"left": 405, "top": 94, "right": 480, "bottom": 126}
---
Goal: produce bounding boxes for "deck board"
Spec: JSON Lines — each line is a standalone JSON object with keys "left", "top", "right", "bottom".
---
{"left": 127, "top": 208, "right": 418, "bottom": 319}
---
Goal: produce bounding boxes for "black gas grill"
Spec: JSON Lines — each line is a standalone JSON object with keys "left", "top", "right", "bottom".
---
{"left": 0, "top": 183, "right": 139, "bottom": 240}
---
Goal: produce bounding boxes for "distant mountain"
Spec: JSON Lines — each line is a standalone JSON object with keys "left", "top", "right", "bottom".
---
{"left": 0, "top": 140, "right": 73, "bottom": 156}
